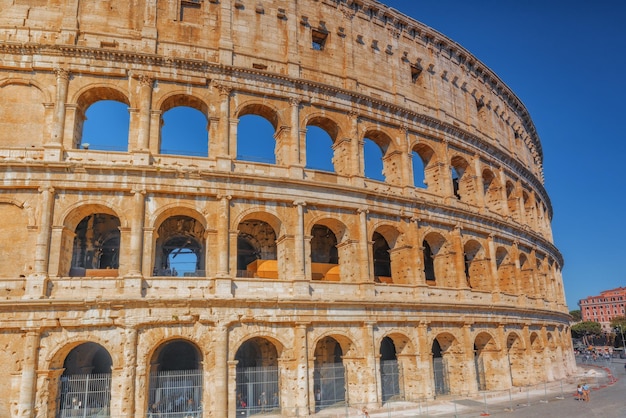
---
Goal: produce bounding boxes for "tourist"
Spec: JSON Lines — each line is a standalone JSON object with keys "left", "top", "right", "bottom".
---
{"left": 582, "top": 382, "right": 590, "bottom": 402}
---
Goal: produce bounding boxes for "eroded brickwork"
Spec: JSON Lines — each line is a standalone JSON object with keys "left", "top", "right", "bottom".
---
{"left": 0, "top": 0, "right": 574, "bottom": 417}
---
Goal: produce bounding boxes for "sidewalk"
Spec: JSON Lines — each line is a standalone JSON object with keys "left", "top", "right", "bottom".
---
{"left": 350, "top": 358, "right": 622, "bottom": 418}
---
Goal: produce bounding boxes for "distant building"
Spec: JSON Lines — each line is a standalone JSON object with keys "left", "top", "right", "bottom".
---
{"left": 579, "top": 287, "right": 626, "bottom": 330}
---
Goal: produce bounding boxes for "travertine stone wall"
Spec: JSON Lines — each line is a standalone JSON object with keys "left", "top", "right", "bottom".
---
{"left": 0, "top": 1, "right": 574, "bottom": 417}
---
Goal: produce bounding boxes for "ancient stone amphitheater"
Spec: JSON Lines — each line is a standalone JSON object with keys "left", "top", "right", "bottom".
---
{"left": 0, "top": 0, "right": 575, "bottom": 417}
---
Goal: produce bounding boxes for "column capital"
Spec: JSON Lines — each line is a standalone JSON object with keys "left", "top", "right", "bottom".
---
{"left": 54, "top": 67, "right": 71, "bottom": 81}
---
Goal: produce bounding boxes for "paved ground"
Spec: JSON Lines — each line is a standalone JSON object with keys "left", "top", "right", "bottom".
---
{"left": 477, "top": 359, "right": 625, "bottom": 418}
{"left": 359, "top": 358, "right": 626, "bottom": 418}
{"left": 431, "top": 358, "right": 625, "bottom": 418}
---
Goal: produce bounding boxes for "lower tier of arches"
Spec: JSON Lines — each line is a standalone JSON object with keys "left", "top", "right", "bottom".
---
{"left": 5, "top": 306, "right": 576, "bottom": 418}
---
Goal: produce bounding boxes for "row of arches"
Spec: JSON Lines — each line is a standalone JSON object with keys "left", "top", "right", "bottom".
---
{"left": 46, "top": 324, "right": 570, "bottom": 417}
{"left": 76, "top": 94, "right": 549, "bottom": 235}
{"left": 0, "top": 78, "right": 550, "bottom": 237}
{"left": 58, "top": 202, "right": 562, "bottom": 301}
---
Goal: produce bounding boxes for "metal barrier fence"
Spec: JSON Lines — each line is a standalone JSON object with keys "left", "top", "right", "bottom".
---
{"left": 57, "top": 373, "right": 111, "bottom": 418}
{"left": 57, "top": 358, "right": 621, "bottom": 417}
{"left": 147, "top": 369, "right": 203, "bottom": 418}
{"left": 236, "top": 365, "right": 279, "bottom": 416}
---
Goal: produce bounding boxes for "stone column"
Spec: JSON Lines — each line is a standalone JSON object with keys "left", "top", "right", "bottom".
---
{"left": 213, "top": 325, "right": 229, "bottom": 418}
{"left": 451, "top": 225, "right": 468, "bottom": 289}
{"left": 289, "top": 97, "right": 304, "bottom": 176}
{"left": 217, "top": 195, "right": 231, "bottom": 277}
{"left": 17, "top": 328, "right": 40, "bottom": 417}
{"left": 473, "top": 156, "right": 485, "bottom": 208}
{"left": 113, "top": 328, "right": 138, "bottom": 417}
{"left": 45, "top": 68, "right": 70, "bottom": 161}
{"left": 213, "top": 84, "right": 232, "bottom": 168}
{"left": 486, "top": 234, "right": 500, "bottom": 296}
{"left": 128, "top": 189, "right": 146, "bottom": 277}
{"left": 27, "top": 186, "right": 55, "bottom": 298}
{"left": 227, "top": 360, "right": 238, "bottom": 418}
{"left": 294, "top": 201, "right": 306, "bottom": 281}
{"left": 293, "top": 323, "right": 310, "bottom": 416}
{"left": 33, "top": 186, "right": 55, "bottom": 276}
{"left": 412, "top": 217, "right": 426, "bottom": 286}
{"left": 363, "top": 322, "right": 379, "bottom": 407}
{"left": 461, "top": 323, "right": 477, "bottom": 396}
{"left": 358, "top": 208, "right": 370, "bottom": 281}
{"left": 135, "top": 75, "right": 153, "bottom": 151}
{"left": 415, "top": 321, "right": 432, "bottom": 398}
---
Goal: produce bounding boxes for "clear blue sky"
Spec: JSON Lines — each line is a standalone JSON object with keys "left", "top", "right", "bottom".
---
{"left": 383, "top": 0, "right": 626, "bottom": 310}
{"left": 84, "top": 1, "right": 625, "bottom": 310}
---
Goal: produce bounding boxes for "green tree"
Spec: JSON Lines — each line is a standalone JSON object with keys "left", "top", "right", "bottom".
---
{"left": 569, "top": 310, "right": 581, "bottom": 322}
{"left": 610, "top": 316, "right": 626, "bottom": 347}
{"left": 571, "top": 321, "right": 602, "bottom": 344}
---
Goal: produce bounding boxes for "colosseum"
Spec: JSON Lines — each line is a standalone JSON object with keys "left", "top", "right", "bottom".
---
{"left": 0, "top": 0, "right": 575, "bottom": 417}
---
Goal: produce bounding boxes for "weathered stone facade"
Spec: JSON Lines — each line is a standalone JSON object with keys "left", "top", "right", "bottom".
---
{"left": 0, "top": 0, "right": 575, "bottom": 417}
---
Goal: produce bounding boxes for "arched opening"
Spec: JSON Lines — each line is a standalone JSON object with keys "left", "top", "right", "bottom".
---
{"left": 147, "top": 339, "right": 203, "bottom": 417}
{"left": 507, "top": 332, "right": 526, "bottom": 387}
{"left": 496, "top": 247, "right": 516, "bottom": 294}
{"left": 464, "top": 240, "right": 488, "bottom": 290}
{"left": 506, "top": 181, "right": 520, "bottom": 222}
{"left": 160, "top": 106, "right": 208, "bottom": 157}
{"left": 412, "top": 149, "right": 426, "bottom": 189}
{"left": 423, "top": 240, "right": 436, "bottom": 284}
{"left": 235, "top": 338, "right": 280, "bottom": 415}
{"left": 237, "top": 219, "right": 278, "bottom": 279}
{"left": 305, "top": 125, "right": 335, "bottom": 172}
{"left": 70, "top": 214, "right": 121, "bottom": 277}
{"left": 380, "top": 336, "right": 400, "bottom": 402}
{"left": 313, "top": 336, "right": 346, "bottom": 410}
{"left": 310, "top": 224, "right": 339, "bottom": 281}
{"left": 57, "top": 343, "right": 112, "bottom": 417}
{"left": 372, "top": 232, "right": 391, "bottom": 283}
{"left": 153, "top": 216, "right": 206, "bottom": 277}
{"left": 482, "top": 169, "right": 502, "bottom": 214}
{"left": 81, "top": 100, "right": 129, "bottom": 152}
{"left": 363, "top": 137, "right": 385, "bottom": 181}
{"left": 431, "top": 339, "right": 449, "bottom": 396}
{"left": 237, "top": 114, "right": 276, "bottom": 164}
{"left": 450, "top": 156, "right": 475, "bottom": 204}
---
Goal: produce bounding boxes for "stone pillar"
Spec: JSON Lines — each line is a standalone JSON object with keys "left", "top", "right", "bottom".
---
{"left": 45, "top": 68, "right": 70, "bottom": 160}
{"left": 217, "top": 195, "right": 231, "bottom": 277}
{"left": 113, "top": 328, "right": 138, "bottom": 417}
{"left": 294, "top": 201, "right": 306, "bottom": 281}
{"left": 486, "top": 234, "right": 500, "bottom": 297}
{"left": 17, "top": 328, "right": 40, "bottom": 417}
{"left": 33, "top": 186, "right": 54, "bottom": 276}
{"left": 461, "top": 324, "right": 477, "bottom": 396}
{"left": 128, "top": 189, "right": 146, "bottom": 276}
{"left": 473, "top": 156, "right": 485, "bottom": 208}
{"left": 358, "top": 208, "right": 370, "bottom": 281}
{"left": 451, "top": 225, "right": 468, "bottom": 289}
{"left": 213, "top": 325, "right": 229, "bottom": 418}
{"left": 134, "top": 75, "right": 153, "bottom": 151}
{"left": 227, "top": 360, "right": 238, "bottom": 418}
{"left": 27, "top": 186, "right": 55, "bottom": 298}
{"left": 415, "top": 322, "right": 431, "bottom": 399}
{"left": 293, "top": 323, "right": 310, "bottom": 416}
{"left": 349, "top": 112, "right": 362, "bottom": 178}
{"left": 363, "top": 322, "right": 379, "bottom": 407}
{"left": 213, "top": 84, "right": 232, "bottom": 169}
{"left": 289, "top": 97, "right": 304, "bottom": 176}
{"left": 412, "top": 217, "right": 426, "bottom": 286}
{"left": 511, "top": 242, "right": 522, "bottom": 296}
